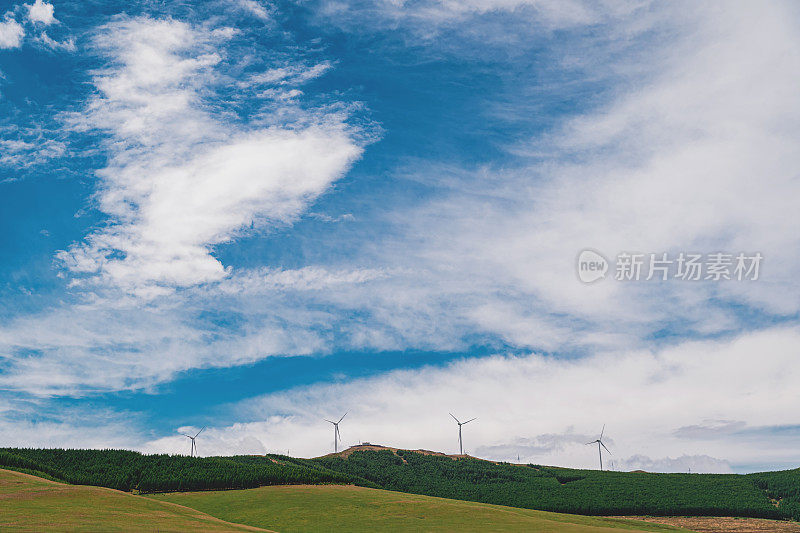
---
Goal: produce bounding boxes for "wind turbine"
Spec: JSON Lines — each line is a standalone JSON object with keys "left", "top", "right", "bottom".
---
{"left": 449, "top": 413, "right": 476, "bottom": 455}
{"left": 325, "top": 412, "right": 347, "bottom": 453}
{"left": 586, "top": 425, "right": 611, "bottom": 470}
{"left": 184, "top": 427, "right": 205, "bottom": 457}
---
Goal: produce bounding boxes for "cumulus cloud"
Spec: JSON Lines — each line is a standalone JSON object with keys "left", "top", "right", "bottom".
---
{"left": 0, "top": 18, "right": 24, "bottom": 48}
{"left": 145, "top": 426, "right": 268, "bottom": 457}
{"left": 57, "top": 17, "right": 363, "bottom": 297}
{"left": 25, "top": 0, "right": 56, "bottom": 25}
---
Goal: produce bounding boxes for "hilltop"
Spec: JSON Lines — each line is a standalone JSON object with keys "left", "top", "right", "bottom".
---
{"left": 317, "top": 442, "right": 466, "bottom": 460}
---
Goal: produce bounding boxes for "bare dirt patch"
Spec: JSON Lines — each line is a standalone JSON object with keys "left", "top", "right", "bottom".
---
{"left": 615, "top": 516, "right": 800, "bottom": 532}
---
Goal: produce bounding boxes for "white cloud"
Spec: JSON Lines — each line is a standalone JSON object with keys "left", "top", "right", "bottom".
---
{"left": 136, "top": 327, "right": 800, "bottom": 471}
{"left": 0, "top": 293, "right": 338, "bottom": 395}
{"left": 38, "top": 30, "right": 75, "bottom": 52}
{"left": 1, "top": 3, "right": 799, "bottom": 475}
{"left": 146, "top": 426, "right": 268, "bottom": 457}
{"left": 312, "top": 0, "right": 653, "bottom": 50}
{"left": 346, "top": 1, "right": 800, "bottom": 351}
{"left": 421, "top": 0, "right": 612, "bottom": 26}
{"left": 245, "top": 61, "right": 334, "bottom": 86}
{"left": 26, "top": 0, "right": 56, "bottom": 25}
{"left": 234, "top": 0, "right": 273, "bottom": 21}
{"left": 0, "top": 19, "right": 24, "bottom": 49}
{"left": 4, "top": 2, "right": 797, "bottom": 400}
{"left": 57, "top": 18, "right": 363, "bottom": 297}
{"left": 0, "top": 137, "right": 66, "bottom": 168}
{"left": 616, "top": 455, "right": 732, "bottom": 474}
{"left": 216, "top": 266, "right": 394, "bottom": 293}
{"left": 0, "top": 398, "right": 142, "bottom": 449}
{"left": 673, "top": 419, "right": 747, "bottom": 440}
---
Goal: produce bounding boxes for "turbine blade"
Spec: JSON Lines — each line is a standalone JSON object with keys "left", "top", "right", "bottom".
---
{"left": 194, "top": 426, "right": 206, "bottom": 438}
{"left": 600, "top": 424, "right": 605, "bottom": 439}
{"left": 586, "top": 441, "right": 596, "bottom": 445}
{"left": 600, "top": 441, "right": 612, "bottom": 454}
{"left": 463, "top": 418, "right": 477, "bottom": 424}
{"left": 338, "top": 412, "right": 348, "bottom": 423}
{"left": 324, "top": 419, "right": 334, "bottom": 424}
{"left": 449, "top": 413, "right": 460, "bottom": 424}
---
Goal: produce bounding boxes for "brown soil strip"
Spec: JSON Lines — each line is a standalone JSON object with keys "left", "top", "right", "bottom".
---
{"left": 614, "top": 516, "right": 800, "bottom": 532}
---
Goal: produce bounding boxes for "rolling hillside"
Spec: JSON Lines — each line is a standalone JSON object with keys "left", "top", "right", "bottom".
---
{"left": 0, "top": 469, "right": 266, "bottom": 532}
{"left": 4, "top": 445, "right": 800, "bottom": 524}
{"left": 149, "top": 483, "right": 680, "bottom": 532}
{"left": 2, "top": 467, "right": 681, "bottom": 532}
{"left": 308, "top": 447, "right": 795, "bottom": 519}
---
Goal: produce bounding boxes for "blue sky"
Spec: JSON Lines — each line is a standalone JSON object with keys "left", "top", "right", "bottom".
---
{"left": 1, "top": 0, "right": 800, "bottom": 473}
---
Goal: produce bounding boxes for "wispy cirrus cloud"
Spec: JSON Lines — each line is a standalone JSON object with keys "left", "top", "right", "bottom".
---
{"left": 232, "top": 0, "right": 273, "bottom": 21}
{"left": 358, "top": 0, "right": 800, "bottom": 353}
{"left": 0, "top": 137, "right": 65, "bottom": 169}
{"left": 36, "top": 30, "right": 75, "bottom": 51}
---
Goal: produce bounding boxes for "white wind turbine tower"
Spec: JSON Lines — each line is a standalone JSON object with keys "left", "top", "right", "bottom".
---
{"left": 325, "top": 412, "right": 348, "bottom": 453}
{"left": 184, "top": 427, "right": 205, "bottom": 457}
{"left": 586, "top": 425, "right": 611, "bottom": 470}
{"left": 449, "top": 413, "right": 476, "bottom": 455}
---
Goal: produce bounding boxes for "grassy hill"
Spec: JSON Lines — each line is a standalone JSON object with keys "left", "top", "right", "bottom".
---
{"left": 0, "top": 468, "right": 265, "bottom": 532}
{"left": 149, "top": 483, "right": 679, "bottom": 532}
{"left": 0, "top": 467, "right": 680, "bottom": 532}
{"left": 308, "top": 447, "right": 797, "bottom": 519}
{"left": 3, "top": 445, "right": 800, "bottom": 523}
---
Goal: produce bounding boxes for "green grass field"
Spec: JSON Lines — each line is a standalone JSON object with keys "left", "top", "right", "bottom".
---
{"left": 1, "top": 467, "right": 682, "bottom": 532}
{"left": 149, "top": 484, "right": 682, "bottom": 532}
{"left": 0, "top": 469, "right": 265, "bottom": 532}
